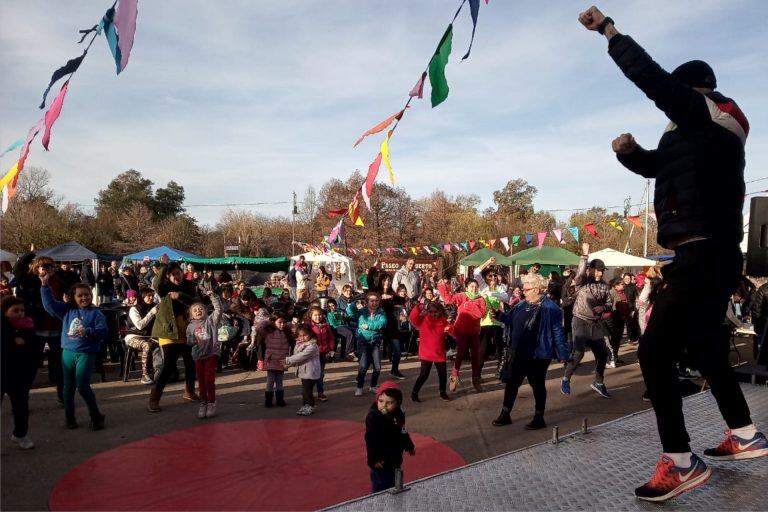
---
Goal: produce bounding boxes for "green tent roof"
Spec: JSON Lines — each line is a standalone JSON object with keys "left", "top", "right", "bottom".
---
{"left": 509, "top": 246, "right": 580, "bottom": 266}
{"left": 458, "top": 247, "right": 515, "bottom": 266}
{"left": 182, "top": 256, "right": 290, "bottom": 272}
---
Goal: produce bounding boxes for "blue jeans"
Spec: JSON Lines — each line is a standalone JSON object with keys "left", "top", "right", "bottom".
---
{"left": 389, "top": 337, "right": 401, "bottom": 373}
{"left": 371, "top": 467, "right": 396, "bottom": 493}
{"left": 357, "top": 341, "right": 381, "bottom": 389}
{"left": 61, "top": 349, "right": 101, "bottom": 421}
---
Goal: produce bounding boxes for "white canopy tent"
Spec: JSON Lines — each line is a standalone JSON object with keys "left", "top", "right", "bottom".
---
{"left": 291, "top": 251, "right": 357, "bottom": 294}
{"left": 0, "top": 249, "right": 17, "bottom": 263}
{"left": 589, "top": 248, "right": 656, "bottom": 272}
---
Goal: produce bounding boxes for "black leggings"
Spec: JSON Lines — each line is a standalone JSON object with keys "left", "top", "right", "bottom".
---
{"left": 412, "top": 360, "right": 447, "bottom": 395}
{"left": 301, "top": 378, "right": 316, "bottom": 406}
{"left": 154, "top": 344, "right": 196, "bottom": 395}
{"left": 479, "top": 325, "right": 503, "bottom": 361}
{"left": 502, "top": 357, "right": 550, "bottom": 413}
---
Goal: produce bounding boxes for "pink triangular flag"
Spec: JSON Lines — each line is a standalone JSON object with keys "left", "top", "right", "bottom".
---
{"left": 500, "top": 237, "right": 509, "bottom": 251}
{"left": 409, "top": 71, "right": 427, "bottom": 99}
{"left": 361, "top": 153, "right": 383, "bottom": 210}
{"left": 553, "top": 229, "right": 563, "bottom": 244}
{"left": 537, "top": 231, "right": 547, "bottom": 250}
{"left": 115, "top": 0, "right": 139, "bottom": 72}
{"left": 42, "top": 80, "right": 70, "bottom": 150}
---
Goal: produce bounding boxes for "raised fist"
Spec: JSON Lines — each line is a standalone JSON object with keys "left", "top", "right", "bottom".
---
{"left": 578, "top": 5, "right": 606, "bottom": 31}
{"left": 612, "top": 133, "right": 637, "bottom": 155}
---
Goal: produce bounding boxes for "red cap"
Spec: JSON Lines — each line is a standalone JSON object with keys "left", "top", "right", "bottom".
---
{"left": 375, "top": 381, "right": 402, "bottom": 403}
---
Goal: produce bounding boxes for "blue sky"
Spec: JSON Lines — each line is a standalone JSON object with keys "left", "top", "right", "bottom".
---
{"left": 1, "top": 0, "right": 767, "bottom": 227}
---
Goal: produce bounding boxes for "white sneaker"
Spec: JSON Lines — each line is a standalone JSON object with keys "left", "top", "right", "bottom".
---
{"left": 606, "top": 360, "right": 616, "bottom": 369}
{"left": 206, "top": 402, "right": 217, "bottom": 418}
{"left": 303, "top": 405, "right": 315, "bottom": 416}
{"left": 198, "top": 403, "right": 208, "bottom": 419}
{"left": 10, "top": 435, "right": 35, "bottom": 450}
{"left": 354, "top": 387, "right": 364, "bottom": 397}
{"left": 296, "top": 405, "right": 309, "bottom": 415}
{"left": 368, "top": 386, "right": 378, "bottom": 394}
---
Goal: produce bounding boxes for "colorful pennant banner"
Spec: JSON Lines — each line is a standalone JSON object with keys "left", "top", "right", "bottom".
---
{"left": 2, "top": 0, "right": 139, "bottom": 213}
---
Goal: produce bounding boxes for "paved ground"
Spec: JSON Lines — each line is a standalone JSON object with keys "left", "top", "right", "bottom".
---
{"left": 1, "top": 337, "right": 756, "bottom": 510}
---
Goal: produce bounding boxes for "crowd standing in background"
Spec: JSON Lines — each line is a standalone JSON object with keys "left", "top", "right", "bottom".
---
{"left": 2, "top": 243, "right": 766, "bottom": 497}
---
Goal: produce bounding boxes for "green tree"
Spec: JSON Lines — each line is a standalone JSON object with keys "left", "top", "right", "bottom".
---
{"left": 95, "top": 170, "right": 155, "bottom": 217}
{"left": 153, "top": 181, "right": 186, "bottom": 220}
{"left": 492, "top": 179, "right": 537, "bottom": 220}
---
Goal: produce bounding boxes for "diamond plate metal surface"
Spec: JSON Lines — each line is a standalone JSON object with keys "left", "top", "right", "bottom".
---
{"left": 329, "top": 384, "right": 768, "bottom": 511}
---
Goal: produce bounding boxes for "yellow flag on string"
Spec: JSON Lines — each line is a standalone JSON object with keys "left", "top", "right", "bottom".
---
{"left": 609, "top": 220, "right": 624, "bottom": 232}
{"left": 0, "top": 161, "right": 20, "bottom": 189}
{"left": 380, "top": 129, "right": 395, "bottom": 185}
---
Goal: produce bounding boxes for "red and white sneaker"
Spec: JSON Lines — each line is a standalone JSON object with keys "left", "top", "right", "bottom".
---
{"left": 634, "top": 454, "right": 711, "bottom": 502}
{"left": 703, "top": 430, "right": 768, "bottom": 460}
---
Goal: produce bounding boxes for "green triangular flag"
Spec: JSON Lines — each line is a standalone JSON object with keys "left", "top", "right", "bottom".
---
{"left": 512, "top": 235, "right": 521, "bottom": 247}
{"left": 429, "top": 24, "right": 453, "bottom": 108}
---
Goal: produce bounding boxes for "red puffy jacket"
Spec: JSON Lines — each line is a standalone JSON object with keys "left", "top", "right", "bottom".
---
{"left": 310, "top": 321, "right": 335, "bottom": 354}
{"left": 437, "top": 282, "right": 486, "bottom": 336}
{"left": 409, "top": 303, "right": 449, "bottom": 362}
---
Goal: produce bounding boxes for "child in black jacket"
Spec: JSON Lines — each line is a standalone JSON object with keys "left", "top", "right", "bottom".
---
{"left": 364, "top": 381, "right": 415, "bottom": 493}
{"left": 1, "top": 296, "right": 39, "bottom": 449}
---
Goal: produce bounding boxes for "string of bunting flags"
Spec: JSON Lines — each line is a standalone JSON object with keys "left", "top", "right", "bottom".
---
{"left": 310, "top": 215, "right": 656, "bottom": 257}
{"left": 0, "top": 0, "right": 139, "bottom": 213}
{"left": 326, "top": 0, "right": 488, "bottom": 235}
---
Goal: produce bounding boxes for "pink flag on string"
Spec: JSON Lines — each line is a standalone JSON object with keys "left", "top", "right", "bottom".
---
{"left": 553, "top": 228, "right": 564, "bottom": 244}
{"left": 361, "top": 152, "right": 383, "bottom": 210}
{"left": 409, "top": 72, "right": 427, "bottom": 98}
{"left": 500, "top": 237, "right": 509, "bottom": 252}
{"left": 18, "top": 118, "right": 45, "bottom": 172}
{"left": 115, "top": 0, "right": 139, "bottom": 72}
{"left": 537, "top": 231, "right": 547, "bottom": 249}
{"left": 42, "top": 80, "right": 70, "bottom": 150}
{"left": 443, "top": 243, "right": 452, "bottom": 253}
{"left": 453, "top": 243, "right": 461, "bottom": 251}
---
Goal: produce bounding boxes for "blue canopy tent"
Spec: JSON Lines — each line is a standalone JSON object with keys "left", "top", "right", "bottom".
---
{"left": 122, "top": 245, "right": 200, "bottom": 263}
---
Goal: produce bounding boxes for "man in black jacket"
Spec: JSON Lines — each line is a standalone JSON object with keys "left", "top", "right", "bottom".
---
{"left": 579, "top": 5, "right": 766, "bottom": 503}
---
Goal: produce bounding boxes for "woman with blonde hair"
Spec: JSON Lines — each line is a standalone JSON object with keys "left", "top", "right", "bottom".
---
{"left": 493, "top": 273, "right": 569, "bottom": 429}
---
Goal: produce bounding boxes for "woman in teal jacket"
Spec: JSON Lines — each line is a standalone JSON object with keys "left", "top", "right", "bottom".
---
{"left": 347, "top": 292, "right": 387, "bottom": 396}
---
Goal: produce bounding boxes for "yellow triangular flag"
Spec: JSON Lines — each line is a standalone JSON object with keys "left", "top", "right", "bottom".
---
{"left": 380, "top": 129, "right": 395, "bottom": 185}
{"left": 0, "top": 161, "right": 20, "bottom": 190}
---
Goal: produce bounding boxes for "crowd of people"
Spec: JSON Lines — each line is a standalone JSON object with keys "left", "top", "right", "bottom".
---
{"left": 1, "top": 249, "right": 682, "bottom": 439}
{"left": 1, "top": 244, "right": 766, "bottom": 495}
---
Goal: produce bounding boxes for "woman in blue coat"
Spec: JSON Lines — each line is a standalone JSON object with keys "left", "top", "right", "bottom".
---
{"left": 493, "top": 273, "right": 569, "bottom": 429}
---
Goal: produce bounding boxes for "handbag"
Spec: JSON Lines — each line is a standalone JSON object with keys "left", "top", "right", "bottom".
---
{"left": 499, "top": 348, "right": 516, "bottom": 383}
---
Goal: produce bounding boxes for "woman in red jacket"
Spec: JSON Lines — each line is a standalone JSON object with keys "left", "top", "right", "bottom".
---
{"left": 409, "top": 301, "right": 451, "bottom": 402}
{"left": 437, "top": 278, "right": 487, "bottom": 393}
{"left": 306, "top": 306, "right": 335, "bottom": 401}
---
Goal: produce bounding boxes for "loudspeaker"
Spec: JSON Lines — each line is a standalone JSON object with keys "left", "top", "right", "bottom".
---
{"left": 746, "top": 197, "right": 768, "bottom": 277}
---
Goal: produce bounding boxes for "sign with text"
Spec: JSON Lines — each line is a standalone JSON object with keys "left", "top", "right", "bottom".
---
{"left": 380, "top": 257, "right": 441, "bottom": 275}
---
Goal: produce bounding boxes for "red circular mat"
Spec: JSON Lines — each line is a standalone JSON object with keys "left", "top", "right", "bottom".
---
{"left": 49, "top": 419, "right": 465, "bottom": 511}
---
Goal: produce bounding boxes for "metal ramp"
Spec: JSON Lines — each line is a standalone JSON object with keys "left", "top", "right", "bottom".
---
{"left": 329, "top": 385, "right": 768, "bottom": 511}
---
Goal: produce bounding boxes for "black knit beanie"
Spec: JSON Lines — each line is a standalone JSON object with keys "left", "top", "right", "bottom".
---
{"left": 671, "top": 60, "right": 717, "bottom": 89}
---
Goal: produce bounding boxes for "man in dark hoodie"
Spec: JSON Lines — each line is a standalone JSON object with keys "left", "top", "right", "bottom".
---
{"left": 364, "top": 381, "right": 415, "bottom": 493}
{"left": 579, "top": 5, "right": 766, "bottom": 503}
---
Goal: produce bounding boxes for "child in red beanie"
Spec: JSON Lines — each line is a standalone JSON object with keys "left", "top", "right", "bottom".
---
{"left": 364, "top": 381, "right": 415, "bottom": 493}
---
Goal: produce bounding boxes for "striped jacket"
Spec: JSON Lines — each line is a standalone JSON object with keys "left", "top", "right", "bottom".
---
{"left": 608, "top": 34, "right": 748, "bottom": 249}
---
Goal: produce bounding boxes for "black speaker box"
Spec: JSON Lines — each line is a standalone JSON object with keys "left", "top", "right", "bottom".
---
{"left": 746, "top": 197, "right": 768, "bottom": 277}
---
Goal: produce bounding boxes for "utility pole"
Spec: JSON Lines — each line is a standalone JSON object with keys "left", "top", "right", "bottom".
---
{"left": 623, "top": 196, "right": 633, "bottom": 253}
{"left": 642, "top": 180, "right": 650, "bottom": 257}
{"left": 291, "top": 190, "right": 298, "bottom": 256}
